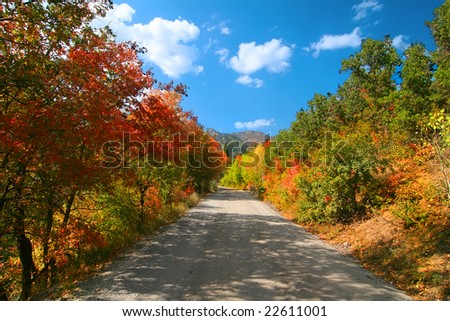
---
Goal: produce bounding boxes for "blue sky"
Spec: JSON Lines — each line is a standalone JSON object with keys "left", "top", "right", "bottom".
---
{"left": 94, "top": 0, "right": 443, "bottom": 134}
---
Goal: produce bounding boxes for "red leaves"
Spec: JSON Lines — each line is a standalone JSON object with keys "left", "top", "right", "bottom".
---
{"left": 55, "top": 221, "right": 108, "bottom": 268}
{"left": 1, "top": 2, "right": 227, "bottom": 300}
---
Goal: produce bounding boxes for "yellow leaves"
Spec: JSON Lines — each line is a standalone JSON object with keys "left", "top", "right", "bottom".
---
{"left": 427, "top": 109, "right": 450, "bottom": 147}
{"left": 428, "top": 109, "right": 449, "bottom": 129}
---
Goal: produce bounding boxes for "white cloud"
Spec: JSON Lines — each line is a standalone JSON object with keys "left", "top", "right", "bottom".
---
{"left": 221, "top": 26, "right": 231, "bottom": 35}
{"left": 352, "top": 0, "right": 383, "bottom": 21}
{"left": 229, "top": 39, "right": 293, "bottom": 74}
{"left": 203, "top": 38, "right": 219, "bottom": 53}
{"left": 220, "top": 21, "right": 232, "bottom": 35}
{"left": 215, "top": 48, "right": 230, "bottom": 63}
{"left": 108, "top": 2, "right": 134, "bottom": 22}
{"left": 236, "top": 75, "right": 264, "bottom": 88}
{"left": 393, "top": 34, "right": 410, "bottom": 51}
{"left": 305, "top": 27, "right": 362, "bottom": 58}
{"left": 92, "top": 4, "right": 203, "bottom": 78}
{"left": 204, "top": 21, "right": 231, "bottom": 35}
{"left": 235, "top": 118, "right": 275, "bottom": 130}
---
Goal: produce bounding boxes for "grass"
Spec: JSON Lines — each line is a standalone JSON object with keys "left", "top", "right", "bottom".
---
{"left": 302, "top": 208, "right": 449, "bottom": 300}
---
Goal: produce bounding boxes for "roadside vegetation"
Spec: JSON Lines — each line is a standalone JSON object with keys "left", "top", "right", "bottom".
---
{"left": 221, "top": 1, "right": 450, "bottom": 300}
{"left": 0, "top": 2, "right": 225, "bottom": 300}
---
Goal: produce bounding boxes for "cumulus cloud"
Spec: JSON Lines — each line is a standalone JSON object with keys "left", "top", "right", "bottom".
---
{"left": 236, "top": 75, "right": 264, "bottom": 88}
{"left": 393, "top": 35, "right": 410, "bottom": 51}
{"left": 106, "top": 2, "right": 134, "bottom": 22}
{"left": 229, "top": 39, "right": 293, "bottom": 75}
{"left": 234, "top": 118, "right": 275, "bottom": 130}
{"left": 352, "top": 0, "right": 383, "bottom": 21}
{"left": 304, "top": 27, "right": 362, "bottom": 58}
{"left": 92, "top": 3, "right": 203, "bottom": 78}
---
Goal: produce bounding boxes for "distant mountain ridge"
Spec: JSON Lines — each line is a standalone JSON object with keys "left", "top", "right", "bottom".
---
{"left": 206, "top": 128, "right": 268, "bottom": 145}
{"left": 206, "top": 128, "right": 269, "bottom": 157}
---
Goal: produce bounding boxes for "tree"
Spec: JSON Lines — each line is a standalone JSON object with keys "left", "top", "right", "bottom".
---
{"left": 341, "top": 37, "right": 401, "bottom": 100}
{"left": 427, "top": 109, "right": 450, "bottom": 199}
{"left": 0, "top": 1, "right": 150, "bottom": 299}
{"left": 1, "top": 1, "right": 226, "bottom": 300}
{"left": 184, "top": 128, "right": 226, "bottom": 193}
{"left": 388, "top": 43, "right": 436, "bottom": 134}
{"left": 427, "top": 0, "right": 450, "bottom": 109}
{"left": 401, "top": 44, "right": 434, "bottom": 99}
{"left": 1, "top": 1, "right": 103, "bottom": 300}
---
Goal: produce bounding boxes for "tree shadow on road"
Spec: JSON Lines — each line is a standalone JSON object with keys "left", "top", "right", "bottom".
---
{"left": 74, "top": 189, "right": 410, "bottom": 301}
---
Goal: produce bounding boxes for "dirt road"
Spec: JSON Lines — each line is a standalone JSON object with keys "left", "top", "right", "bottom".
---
{"left": 73, "top": 188, "right": 410, "bottom": 300}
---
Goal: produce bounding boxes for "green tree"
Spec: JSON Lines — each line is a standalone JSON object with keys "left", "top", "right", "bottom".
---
{"left": 339, "top": 37, "right": 401, "bottom": 134}
{"left": 296, "top": 125, "right": 383, "bottom": 223}
{"left": 390, "top": 43, "right": 435, "bottom": 134}
{"left": 220, "top": 156, "right": 244, "bottom": 188}
{"left": 401, "top": 44, "right": 434, "bottom": 99}
{"left": 341, "top": 37, "right": 401, "bottom": 100}
{"left": 427, "top": 0, "right": 450, "bottom": 109}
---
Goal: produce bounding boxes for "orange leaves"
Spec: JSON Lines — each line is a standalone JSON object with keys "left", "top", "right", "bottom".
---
{"left": 144, "top": 186, "right": 162, "bottom": 211}
{"left": 132, "top": 91, "right": 185, "bottom": 141}
{"left": 371, "top": 131, "right": 379, "bottom": 144}
{"left": 54, "top": 221, "right": 108, "bottom": 268}
{"left": 2, "top": 2, "right": 156, "bottom": 299}
{"left": 1, "top": 1, "right": 227, "bottom": 300}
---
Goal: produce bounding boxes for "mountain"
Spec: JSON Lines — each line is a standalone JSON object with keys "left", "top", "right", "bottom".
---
{"left": 206, "top": 128, "right": 269, "bottom": 156}
{"left": 206, "top": 128, "right": 268, "bottom": 144}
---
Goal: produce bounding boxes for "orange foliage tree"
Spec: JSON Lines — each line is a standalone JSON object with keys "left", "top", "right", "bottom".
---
{"left": 0, "top": 2, "right": 224, "bottom": 300}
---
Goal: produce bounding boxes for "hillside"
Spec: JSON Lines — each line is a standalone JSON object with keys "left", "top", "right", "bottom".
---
{"left": 220, "top": 1, "right": 450, "bottom": 300}
{"left": 206, "top": 128, "right": 268, "bottom": 156}
{"left": 206, "top": 128, "right": 268, "bottom": 144}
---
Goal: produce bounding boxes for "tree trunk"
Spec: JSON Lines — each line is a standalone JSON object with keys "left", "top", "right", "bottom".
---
{"left": 139, "top": 184, "right": 148, "bottom": 233}
{"left": 14, "top": 208, "right": 36, "bottom": 300}
{"left": 62, "top": 190, "right": 76, "bottom": 227}
{"left": 42, "top": 201, "right": 54, "bottom": 288}
{"left": 432, "top": 134, "right": 450, "bottom": 199}
{"left": 0, "top": 282, "right": 8, "bottom": 301}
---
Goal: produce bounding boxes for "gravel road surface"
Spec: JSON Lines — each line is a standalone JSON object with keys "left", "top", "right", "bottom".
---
{"left": 73, "top": 188, "right": 410, "bottom": 300}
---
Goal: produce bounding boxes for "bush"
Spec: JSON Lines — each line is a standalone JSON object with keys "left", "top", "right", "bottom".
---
{"left": 393, "top": 200, "right": 429, "bottom": 229}
{"left": 294, "top": 131, "right": 385, "bottom": 223}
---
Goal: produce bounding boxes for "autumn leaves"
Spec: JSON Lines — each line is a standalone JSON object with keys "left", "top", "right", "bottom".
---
{"left": 0, "top": 2, "right": 224, "bottom": 299}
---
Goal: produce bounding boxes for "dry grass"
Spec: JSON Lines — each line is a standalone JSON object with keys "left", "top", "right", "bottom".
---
{"left": 291, "top": 157, "right": 450, "bottom": 301}
{"left": 302, "top": 206, "right": 449, "bottom": 301}
{"left": 185, "top": 192, "right": 200, "bottom": 208}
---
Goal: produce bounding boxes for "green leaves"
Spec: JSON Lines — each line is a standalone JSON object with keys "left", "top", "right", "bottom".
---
{"left": 341, "top": 37, "right": 401, "bottom": 99}
{"left": 402, "top": 44, "right": 434, "bottom": 99}
{"left": 428, "top": 1, "right": 450, "bottom": 108}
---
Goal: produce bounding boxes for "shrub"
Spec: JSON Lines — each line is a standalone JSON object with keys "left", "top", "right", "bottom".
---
{"left": 294, "top": 131, "right": 385, "bottom": 223}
